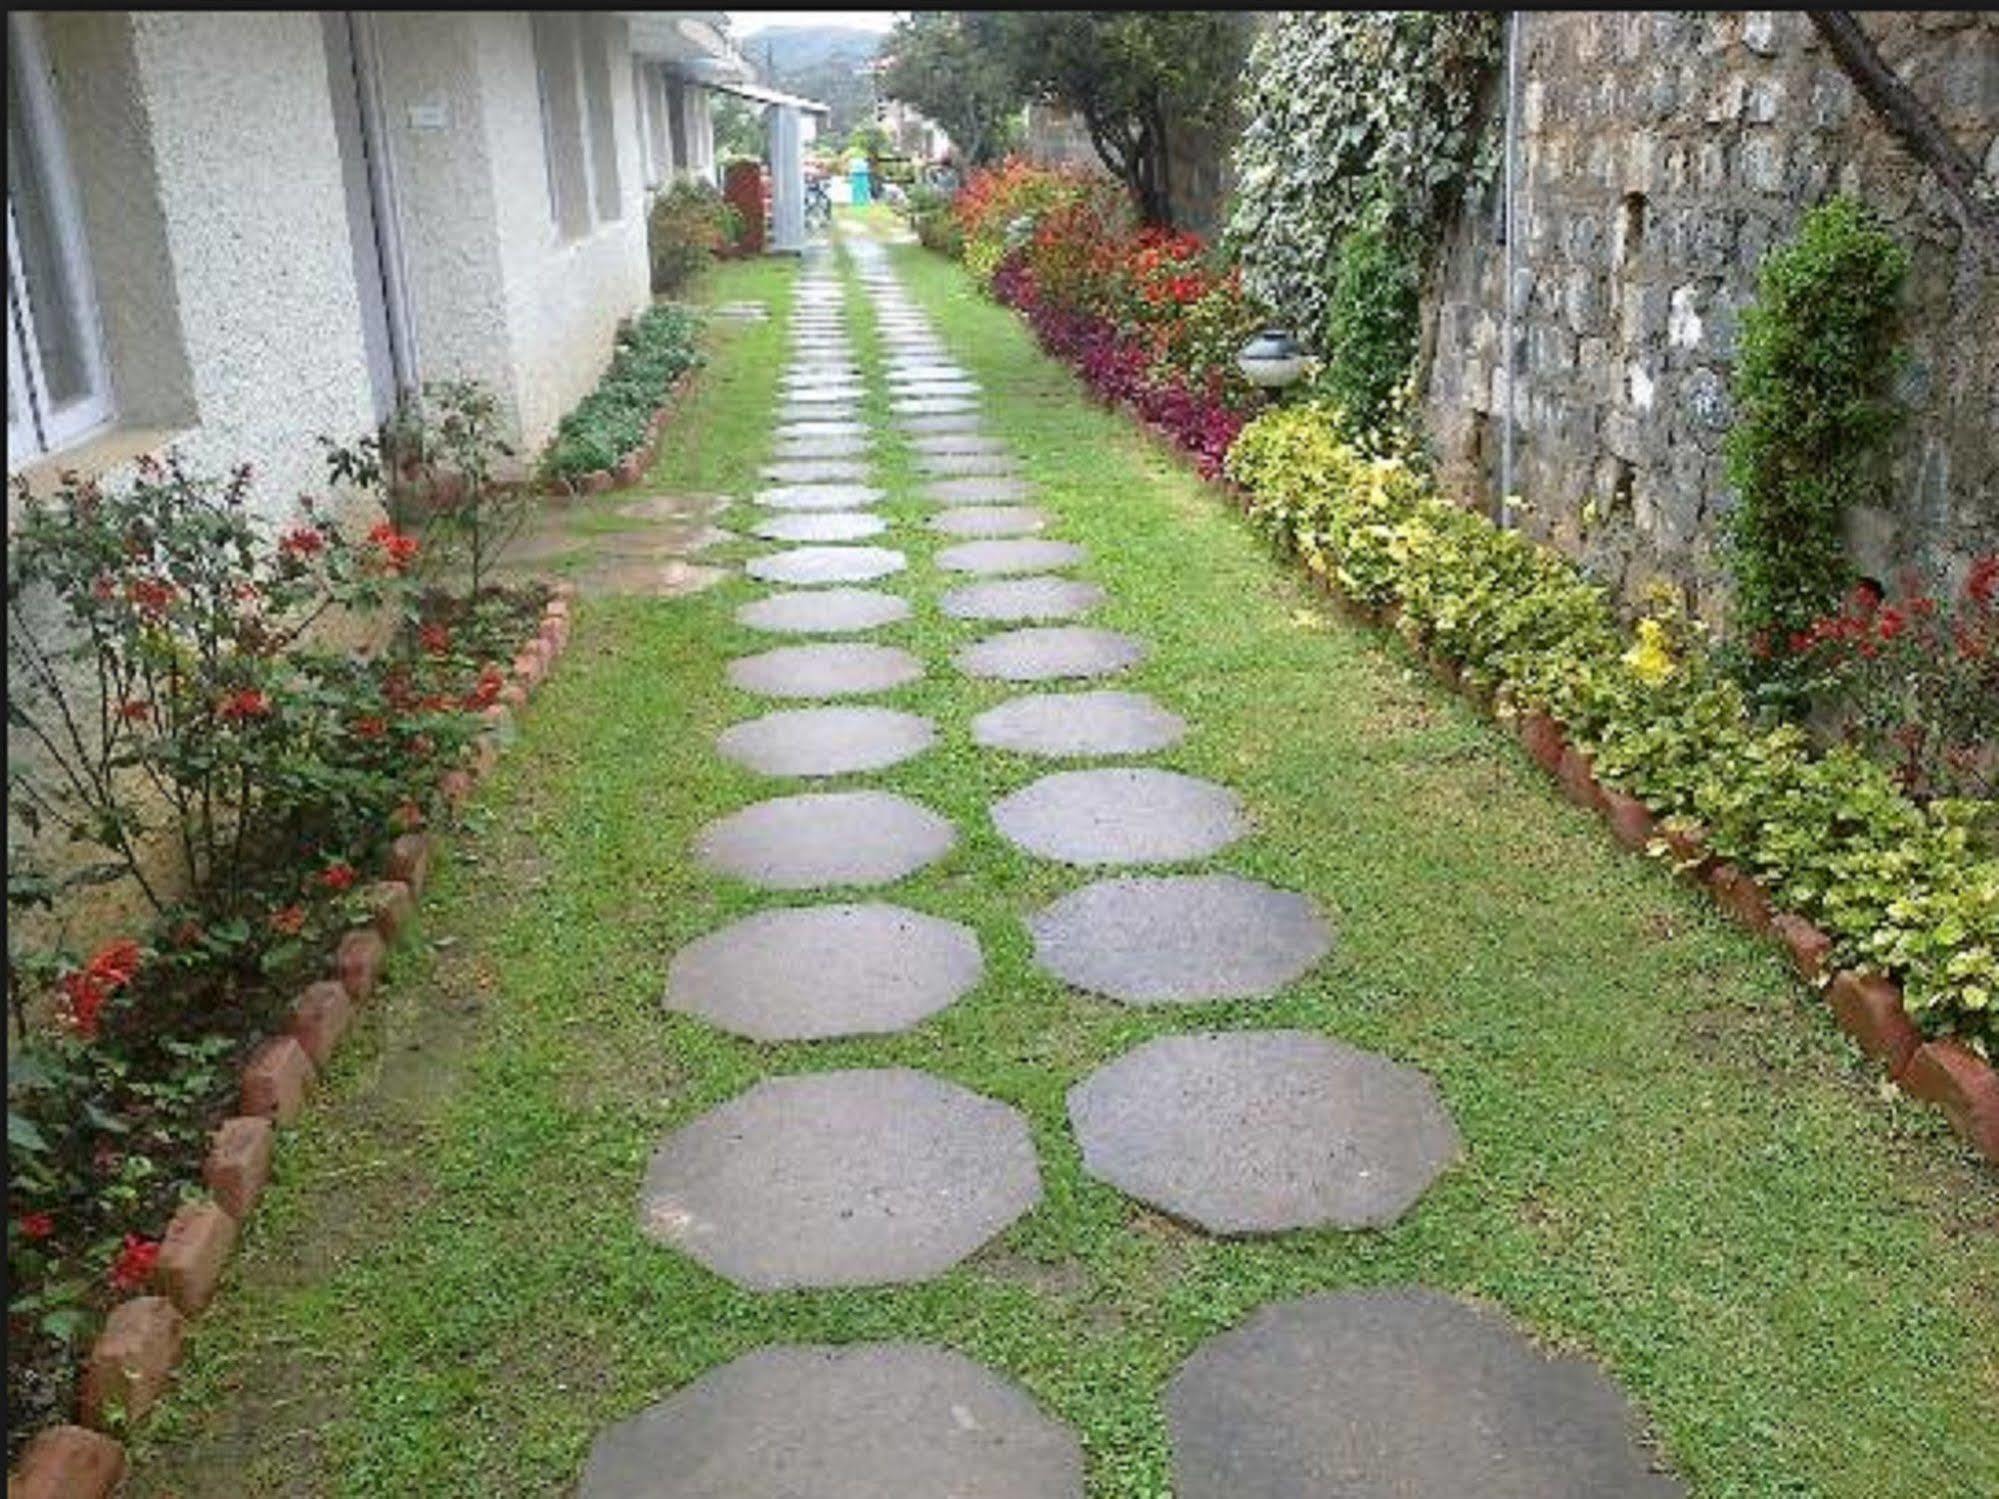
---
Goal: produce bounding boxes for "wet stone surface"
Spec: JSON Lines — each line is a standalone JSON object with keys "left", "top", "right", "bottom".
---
{"left": 1029, "top": 874, "right": 1332, "bottom": 1004}
{"left": 1067, "top": 1030, "right": 1461, "bottom": 1233}
{"left": 774, "top": 420, "right": 869, "bottom": 442}
{"left": 750, "top": 511, "right": 887, "bottom": 543}
{"left": 736, "top": 588, "right": 911, "bottom": 636}
{"left": 717, "top": 705, "right": 936, "bottom": 777}
{"left": 576, "top": 1344, "right": 1084, "bottom": 1499}
{"left": 726, "top": 642, "right": 922, "bottom": 698}
{"left": 956, "top": 627, "right": 1146, "bottom": 682}
{"left": 908, "top": 433, "right": 1009, "bottom": 456}
{"left": 915, "top": 452, "right": 1020, "bottom": 478}
{"left": 693, "top": 791, "right": 954, "bottom": 889}
{"left": 771, "top": 433, "right": 873, "bottom": 461}
{"left": 929, "top": 507, "right": 1049, "bottom": 539}
{"left": 638, "top": 1069, "right": 1042, "bottom": 1289}
{"left": 992, "top": 768, "right": 1246, "bottom": 867}
{"left": 1165, "top": 1289, "right": 1686, "bottom": 1499}
{"left": 745, "top": 546, "right": 906, "bottom": 586}
{"left": 971, "top": 691, "right": 1189, "bottom": 758}
{"left": 900, "top": 412, "right": 989, "bottom": 435}
{"left": 937, "top": 539, "right": 1085, "bottom": 576}
{"left": 923, "top": 477, "right": 1036, "bottom": 505}
{"left": 941, "top": 577, "right": 1106, "bottom": 624}
{"left": 755, "top": 483, "right": 888, "bottom": 512}
{"left": 665, "top": 903, "right": 981, "bottom": 1040}
{"left": 893, "top": 396, "right": 980, "bottom": 417}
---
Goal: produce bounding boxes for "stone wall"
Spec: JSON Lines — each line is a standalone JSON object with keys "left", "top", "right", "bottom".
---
{"left": 1423, "top": 11, "right": 1998, "bottom": 622}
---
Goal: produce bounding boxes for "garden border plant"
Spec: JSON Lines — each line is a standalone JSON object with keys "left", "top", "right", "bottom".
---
{"left": 538, "top": 304, "right": 706, "bottom": 494}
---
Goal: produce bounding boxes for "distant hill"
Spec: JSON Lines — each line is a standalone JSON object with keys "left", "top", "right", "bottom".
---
{"left": 735, "top": 25, "right": 885, "bottom": 139}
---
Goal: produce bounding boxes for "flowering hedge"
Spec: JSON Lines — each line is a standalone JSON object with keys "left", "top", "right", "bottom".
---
{"left": 948, "top": 159, "right": 1264, "bottom": 476}
{"left": 1225, "top": 404, "right": 1997, "bottom": 1052}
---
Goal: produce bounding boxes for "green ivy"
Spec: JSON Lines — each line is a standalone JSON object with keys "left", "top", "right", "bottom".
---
{"left": 1724, "top": 195, "right": 1909, "bottom": 692}
{"left": 1321, "top": 223, "right": 1421, "bottom": 451}
{"left": 1226, "top": 404, "right": 1996, "bottom": 1049}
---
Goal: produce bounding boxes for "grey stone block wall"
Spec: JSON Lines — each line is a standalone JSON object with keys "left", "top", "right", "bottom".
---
{"left": 1422, "top": 11, "right": 1998, "bottom": 623}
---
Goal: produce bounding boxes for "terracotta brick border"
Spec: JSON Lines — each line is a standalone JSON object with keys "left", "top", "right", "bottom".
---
{"left": 10, "top": 583, "right": 580, "bottom": 1487}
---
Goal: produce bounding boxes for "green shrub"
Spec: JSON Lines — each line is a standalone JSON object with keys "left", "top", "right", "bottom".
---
{"left": 647, "top": 181, "right": 733, "bottom": 295}
{"left": 1226, "top": 403, "right": 1996, "bottom": 1049}
{"left": 540, "top": 305, "right": 703, "bottom": 482}
{"left": 1724, "top": 195, "right": 1909, "bottom": 697}
{"left": 1320, "top": 224, "right": 1421, "bottom": 450}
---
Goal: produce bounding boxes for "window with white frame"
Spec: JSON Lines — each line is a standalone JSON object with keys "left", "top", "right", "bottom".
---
{"left": 8, "top": 12, "right": 114, "bottom": 469}
{"left": 580, "top": 18, "right": 620, "bottom": 221}
{"left": 532, "top": 13, "right": 592, "bottom": 240}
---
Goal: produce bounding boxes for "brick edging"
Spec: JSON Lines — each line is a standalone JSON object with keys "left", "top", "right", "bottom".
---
{"left": 1223, "top": 485, "right": 1997, "bottom": 1167}
{"left": 8, "top": 583, "right": 580, "bottom": 1495}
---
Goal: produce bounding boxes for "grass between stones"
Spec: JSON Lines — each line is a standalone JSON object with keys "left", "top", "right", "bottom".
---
{"left": 127, "top": 236, "right": 1999, "bottom": 1498}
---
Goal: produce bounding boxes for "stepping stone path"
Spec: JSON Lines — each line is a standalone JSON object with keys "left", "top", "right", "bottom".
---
{"left": 956, "top": 626, "right": 1147, "bottom": 682}
{"left": 716, "top": 705, "right": 935, "bottom": 777}
{"left": 993, "top": 768, "right": 1246, "bottom": 866}
{"left": 972, "top": 690, "right": 1189, "bottom": 758}
{"left": 1029, "top": 874, "right": 1331, "bottom": 1004}
{"left": 745, "top": 545, "right": 905, "bottom": 586}
{"left": 666, "top": 904, "right": 981, "bottom": 1040}
{"left": 727, "top": 641, "right": 921, "bottom": 698}
{"left": 1165, "top": 1289, "right": 1685, "bottom": 1499}
{"left": 577, "top": 1345, "right": 1082, "bottom": 1499}
{"left": 736, "top": 587, "right": 909, "bottom": 635}
{"left": 638, "top": 1069, "right": 1041, "bottom": 1288}
{"left": 942, "top": 577, "right": 1105, "bottom": 624}
{"left": 1068, "top": 1031, "right": 1461, "bottom": 1232}
{"left": 694, "top": 790, "right": 953, "bottom": 889}
{"left": 583, "top": 228, "right": 1672, "bottom": 1498}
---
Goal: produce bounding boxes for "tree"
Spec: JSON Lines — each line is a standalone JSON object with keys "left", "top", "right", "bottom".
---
{"left": 993, "top": 12, "right": 1252, "bottom": 227}
{"left": 877, "top": 12, "right": 1024, "bottom": 168}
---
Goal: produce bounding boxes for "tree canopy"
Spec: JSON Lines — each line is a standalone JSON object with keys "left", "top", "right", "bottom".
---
{"left": 876, "top": 12, "right": 1023, "bottom": 169}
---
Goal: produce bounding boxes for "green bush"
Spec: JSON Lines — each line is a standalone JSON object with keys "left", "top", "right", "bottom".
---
{"left": 1226, "top": 403, "right": 1996, "bottom": 1049}
{"left": 540, "top": 305, "right": 703, "bottom": 482}
{"left": 647, "top": 181, "right": 733, "bottom": 295}
{"left": 1724, "top": 195, "right": 1909, "bottom": 693}
{"left": 1320, "top": 224, "right": 1421, "bottom": 450}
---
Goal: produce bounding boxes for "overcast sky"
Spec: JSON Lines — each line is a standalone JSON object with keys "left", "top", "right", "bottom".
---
{"left": 729, "top": 12, "right": 900, "bottom": 36}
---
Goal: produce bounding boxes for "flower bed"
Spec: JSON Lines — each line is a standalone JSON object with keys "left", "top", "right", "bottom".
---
{"left": 5, "top": 444, "right": 576, "bottom": 1477}
{"left": 1220, "top": 405, "right": 1997, "bottom": 1160}
{"left": 538, "top": 305, "right": 704, "bottom": 491}
{"left": 947, "top": 159, "right": 1263, "bottom": 477}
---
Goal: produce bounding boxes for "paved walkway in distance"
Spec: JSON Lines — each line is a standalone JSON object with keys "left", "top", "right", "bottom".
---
{"left": 576, "top": 227, "right": 1686, "bottom": 1497}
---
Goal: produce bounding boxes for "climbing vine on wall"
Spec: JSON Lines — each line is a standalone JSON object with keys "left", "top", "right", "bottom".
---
{"left": 1227, "top": 13, "right": 1502, "bottom": 387}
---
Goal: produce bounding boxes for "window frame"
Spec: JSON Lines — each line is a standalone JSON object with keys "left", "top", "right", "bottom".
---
{"left": 7, "top": 11, "right": 115, "bottom": 468}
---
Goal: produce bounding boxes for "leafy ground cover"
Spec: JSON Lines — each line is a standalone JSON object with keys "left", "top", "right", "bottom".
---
{"left": 126, "top": 231, "right": 1999, "bottom": 1498}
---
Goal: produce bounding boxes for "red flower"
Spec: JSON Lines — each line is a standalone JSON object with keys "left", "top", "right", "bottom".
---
{"left": 367, "top": 522, "right": 420, "bottom": 574}
{"left": 17, "top": 1211, "right": 54, "bottom": 1242}
{"left": 58, "top": 972, "right": 108, "bottom": 1039}
{"left": 353, "top": 715, "right": 389, "bottom": 741}
{"left": 219, "top": 689, "right": 271, "bottom": 722}
{"left": 1968, "top": 554, "right": 1998, "bottom": 608}
{"left": 316, "top": 862, "right": 358, "bottom": 893}
{"left": 279, "top": 526, "right": 326, "bottom": 560}
{"left": 464, "top": 666, "right": 504, "bottom": 710}
{"left": 85, "top": 939, "right": 142, "bottom": 990}
{"left": 419, "top": 622, "right": 452, "bottom": 656}
{"left": 107, "top": 1234, "right": 160, "bottom": 1294}
{"left": 124, "top": 576, "right": 177, "bottom": 619}
{"left": 268, "top": 904, "right": 305, "bottom": 936}
{"left": 117, "top": 699, "right": 154, "bottom": 723}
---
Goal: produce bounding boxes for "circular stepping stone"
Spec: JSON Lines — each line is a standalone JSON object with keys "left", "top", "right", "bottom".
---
{"left": 1068, "top": 1031, "right": 1460, "bottom": 1232}
{"left": 638, "top": 1069, "right": 1041, "bottom": 1288}
{"left": 924, "top": 477, "right": 1034, "bottom": 505}
{"left": 886, "top": 363, "right": 969, "bottom": 381}
{"left": 756, "top": 483, "right": 887, "bottom": 512}
{"left": 994, "top": 768, "right": 1245, "bottom": 866}
{"left": 666, "top": 903, "right": 980, "bottom": 1040}
{"left": 779, "top": 404, "right": 865, "bottom": 427}
{"left": 942, "top": 577, "right": 1105, "bottom": 624}
{"left": 727, "top": 642, "right": 921, "bottom": 698}
{"left": 781, "top": 385, "right": 866, "bottom": 403}
{"left": 776, "top": 420, "right": 867, "bottom": 441}
{"left": 694, "top": 790, "right": 953, "bottom": 888}
{"left": 894, "top": 396, "right": 979, "bottom": 416}
{"left": 746, "top": 546, "right": 905, "bottom": 587}
{"left": 901, "top": 412, "right": 987, "bottom": 435}
{"left": 972, "top": 691, "right": 1188, "bottom": 758}
{"left": 717, "top": 705, "right": 935, "bottom": 777}
{"left": 750, "top": 511, "right": 886, "bottom": 543}
{"left": 930, "top": 506, "right": 1048, "bottom": 538}
{"left": 917, "top": 452, "right": 1020, "bottom": 478}
{"left": 1166, "top": 1289, "right": 1686, "bottom": 1499}
{"left": 772, "top": 434, "right": 871, "bottom": 461}
{"left": 909, "top": 433, "right": 1007, "bottom": 456}
{"left": 736, "top": 588, "right": 910, "bottom": 636}
{"left": 956, "top": 627, "right": 1145, "bottom": 682}
{"left": 938, "top": 539, "right": 1085, "bottom": 576}
{"left": 893, "top": 382, "right": 982, "bottom": 401}
{"left": 1029, "top": 874, "right": 1331, "bottom": 1003}
{"left": 761, "top": 459, "right": 872, "bottom": 485}
{"left": 577, "top": 1344, "right": 1084, "bottom": 1499}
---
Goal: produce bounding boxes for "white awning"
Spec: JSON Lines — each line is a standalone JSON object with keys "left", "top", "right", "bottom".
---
{"left": 624, "top": 11, "right": 751, "bottom": 83}
{"left": 709, "top": 79, "right": 832, "bottom": 117}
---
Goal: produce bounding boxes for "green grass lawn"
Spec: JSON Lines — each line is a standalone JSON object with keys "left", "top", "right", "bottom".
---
{"left": 128, "top": 231, "right": 1999, "bottom": 1498}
